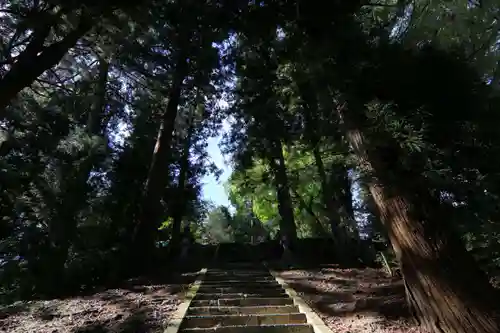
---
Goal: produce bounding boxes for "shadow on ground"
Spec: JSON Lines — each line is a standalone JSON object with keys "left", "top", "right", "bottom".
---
{"left": 276, "top": 266, "right": 411, "bottom": 320}
{"left": 0, "top": 256, "right": 205, "bottom": 333}
{"left": 0, "top": 302, "right": 29, "bottom": 320}
{"left": 71, "top": 303, "right": 160, "bottom": 333}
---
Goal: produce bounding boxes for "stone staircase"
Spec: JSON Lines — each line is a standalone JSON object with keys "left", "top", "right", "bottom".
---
{"left": 176, "top": 244, "right": 315, "bottom": 333}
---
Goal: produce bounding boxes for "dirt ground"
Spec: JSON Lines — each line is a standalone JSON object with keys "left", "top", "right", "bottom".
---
{"left": 0, "top": 263, "right": 444, "bottom": 333}
{"left": 275, "top": 265, "right": 424, "bottom": 333}
{"left": 0, "top": 272, "right": 199, "bottom": 333}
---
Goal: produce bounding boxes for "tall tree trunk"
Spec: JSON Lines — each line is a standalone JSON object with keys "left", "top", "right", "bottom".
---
{"left": 337, "top": 102, "right": 500, "bottom": 333}
{"left": 311, "top": 146, "right": 347, "bottom": 244}
{"left": 0, "top": 18, "right": 91, "bottom": 115}
{"left": 329, "top": 164, "right": 359, "bottom": 239}
{"left": 135, "top": 54, "right": 188, "bottom": 257}
{"left": 86, "top": 58, "right": 110, "bottom": 134}
{"left": 170, "top": 113, "right": 195, "bottom": 255}
{"left": 357, "top": 178, "right": 385, "bottom": 263}
{"left": 300, "top": 85, "right": 350, "bottom": 247}
{"left": 269, "top": 141, "right": 297, "bottom": 241}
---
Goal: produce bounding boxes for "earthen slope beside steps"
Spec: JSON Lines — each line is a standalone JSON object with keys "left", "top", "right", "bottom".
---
{"left": 179, "top": 264, "right": 314, "bottom": 333}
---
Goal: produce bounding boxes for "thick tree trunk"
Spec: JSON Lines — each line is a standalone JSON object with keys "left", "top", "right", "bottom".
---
{"left": 338, "top": 103, "right": 500, "bottom": 333}
{"left": 0, "top": 18, "right": 91, "bottom": 115}
{"left": 269, "top": 141, "right": 297, "bottom": 241}
{"left": 135, "top": 54, "right": 188, "bottom": 257}
{"left": 170, "top": 114, "right": 195, "bottom": 255}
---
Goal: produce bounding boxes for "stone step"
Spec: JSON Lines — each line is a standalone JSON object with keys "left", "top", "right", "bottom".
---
{"left": 202, "top": 278, "right": 275, "bottom": 284}
{"left": 200, "top": 280, "right": 279, "bottom": 286}
{"left": 205, "top": 272, "right": 270, "bottom": 275}
{"left": 201, "top": 279, "right": 279, "bottom": 285}
{"left": 206, "top": 269, "right": 268, "bottom": 273}
{"left": 206, "top": 269, "right": 269, "bottom": 273}
{"left": 202, "top": 276, "right": 276, "bottom": 284}
{"left": 191, "top": 297, "right": 294, "bottom": 307}
{"left": 203, "top": 275, "right": 273, "bottom": 280}
{"left": 206, "top": 268, "right": 268, "bottom": 272}
{"left": 205, "top": 272, "right": 273, "bottom": 276}
{"left": 187, "top": 305, "right": 301, "bottom": 316}
{"left": 197, "top": 285, "right": 283, "bottom": 294}
{"left": 194, "top": 291, "right": 288, "bottom": 300}
{"left": 180, "top": 324, "right": 314, "bottom": 333}
{"left": 210, "top": 264, "right": 265, "bottom": 269}
{"left": 181, "top": 313, "right": 307, "bottom": 329}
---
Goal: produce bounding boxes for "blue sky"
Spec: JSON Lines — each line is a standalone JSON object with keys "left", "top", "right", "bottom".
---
{"left": 116, "top": 79, "right": 233, "bottom": 208}
{"left": 201, "top": 121, "right": 232, "bottom": 207}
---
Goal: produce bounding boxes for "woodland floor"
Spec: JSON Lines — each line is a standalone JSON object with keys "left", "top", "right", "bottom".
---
{"left": 273, "top": 264, "right": 424, "bottom": 333}
{"left": 0, "top": 263, "right": 443, "bottom": 333}
{"left": 0, "top": 270, "right": 199, "bottom": 333}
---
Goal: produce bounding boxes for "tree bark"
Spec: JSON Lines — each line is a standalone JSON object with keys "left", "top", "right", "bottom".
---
{"left": 0, "top": 18, "right": 92, "bottom": 115}
{"left": 312, "top": 146, "right": 347, "bottom": 244}
{"left": 337, "top": 102, "right": 500, "bottom": 333}
{"left": 329, "top": 163, "right": 359, "bottom": 240}
{"left": 134, "top": 54, "right": 188, "bottom": 257}
{"left": 269, "top": 140, "right": 297, "bottom": 241}
{"left": 170, "top": 112, "right": 195, "bottom": 254}
{"left": 87, "top": 58, "right": 111, "bottom": 134}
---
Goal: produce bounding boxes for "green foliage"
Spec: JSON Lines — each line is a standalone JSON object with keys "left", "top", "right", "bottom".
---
{"left": 201, "top": 204, "right": 270, "bottom": 244}
{"left": 0, "top": 0, "right": 228, "bottom": 301}
{"left": 2, "top": 1, "right": 500, "bottom": 319}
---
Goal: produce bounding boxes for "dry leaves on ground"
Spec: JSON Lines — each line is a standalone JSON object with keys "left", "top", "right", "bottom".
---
{"left": 0, "top": 274, "right": 198, "bottom": 333}
{"left": 276, "top": 266, "right": 424, "bottom": 333}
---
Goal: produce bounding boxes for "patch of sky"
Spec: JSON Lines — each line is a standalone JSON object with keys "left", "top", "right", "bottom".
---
{"left": 201, "top": 118, "right": 233, "bottom": 207}
{"left": 107, "top": 39, "right": 236, "bottom": 208}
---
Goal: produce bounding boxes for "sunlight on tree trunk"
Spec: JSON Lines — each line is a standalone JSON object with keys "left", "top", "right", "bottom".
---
{"left": 269, "top": 140, "right": 297, "bottom": 241}
{"left": 170, "top": 109, "right": 196, "bottom": 253}
{"left": 135, "top": 54, "right": 188, "bottom": 258}
{"left": 338, "top": 102, "right": 500, "bottom": 333}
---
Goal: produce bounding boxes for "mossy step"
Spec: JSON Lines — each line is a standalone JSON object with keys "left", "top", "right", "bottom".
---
{"left": 191, "top": 297, "right": 293, "bottom": 307}
{"left": 187, "top": 305, "right": 300, "bottom": 316}
{"left": 180, "top": 324, "right": 314, "bottom": 333}
{"left": 181, "top": 313, "right": 307, "bottom": 329}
